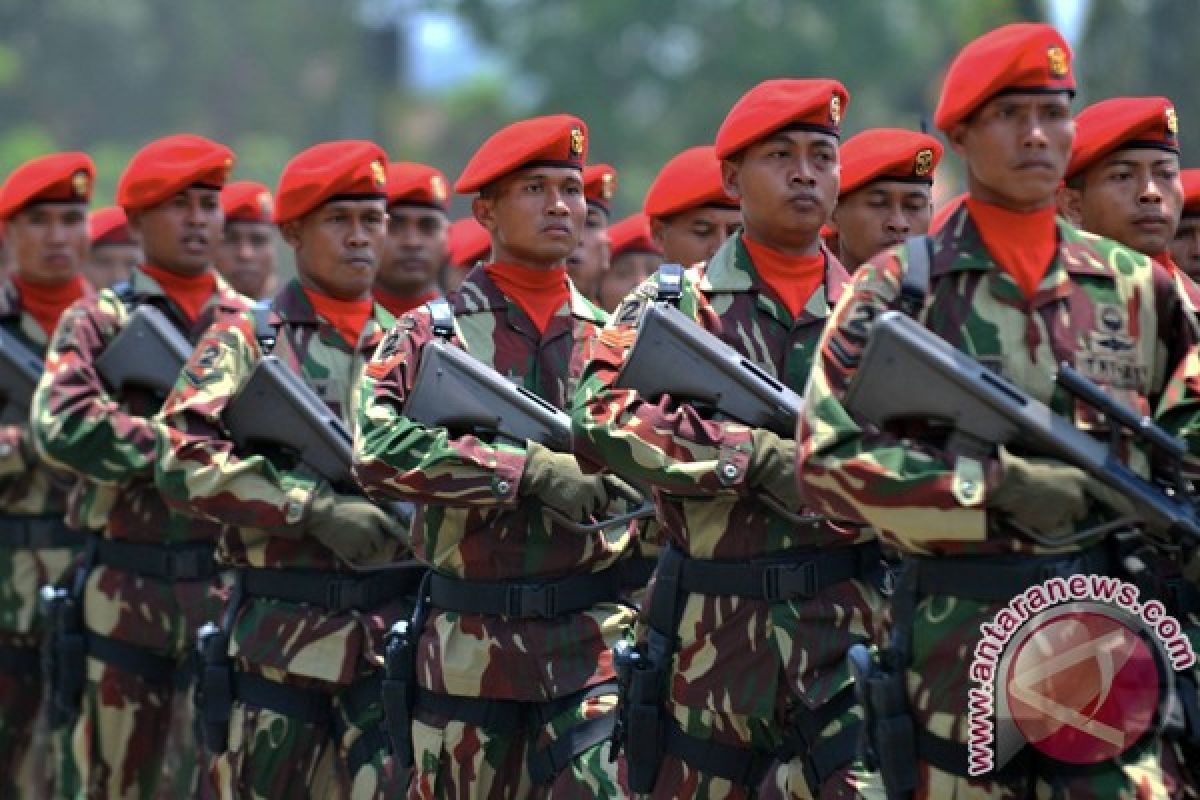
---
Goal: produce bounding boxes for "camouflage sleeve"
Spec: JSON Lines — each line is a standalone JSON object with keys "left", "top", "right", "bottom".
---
{"left": 155, "top": 316, "right": 317, "bottom": 532}
{"left": 352, "top": 315, "right": 525, "bottom": 508}
{"left": 797, "top": 251, "right": 1001, "bottom": 549}
{"left": 570, "top": 277, "right": 753, "bottom": 497}
{"left": 31, "top": 294, "right": 165, "bottom": 484}
{"left": 1149, "top": 266, "right": 1200, "bottom": 477}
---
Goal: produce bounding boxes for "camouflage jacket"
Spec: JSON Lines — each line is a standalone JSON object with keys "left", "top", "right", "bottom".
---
{"left": 353, "top": 265, "right": 635, "bottom": 702}
{"left": 799, "top": 206, "right": 1200, "bottom": 557}
{"left": 31, "top": 266, "right": 250, "bottom": 541}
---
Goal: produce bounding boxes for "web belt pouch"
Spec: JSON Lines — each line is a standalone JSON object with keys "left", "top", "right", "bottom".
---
{"left": 195, "top": 621, "right": 233, "bottom": 755}
{"left": 383, "top": 578, "right": 429, "bottom": 770}
{"left": 865, "top": 651, "right": 917, "bottom": 799}
{"left": 39, "top": 584, "right": 86, "bottom": 729}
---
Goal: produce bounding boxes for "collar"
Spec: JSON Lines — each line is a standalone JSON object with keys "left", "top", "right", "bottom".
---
{"left": 267, "top": 278, "right": 392, "bottom": 350}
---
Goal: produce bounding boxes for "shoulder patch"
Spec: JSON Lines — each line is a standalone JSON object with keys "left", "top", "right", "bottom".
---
{"left": 184, "top": 342, "right": 222, "bottom": 387}
{"left": 598, "top": 327, "right": 637, "bottom": 350}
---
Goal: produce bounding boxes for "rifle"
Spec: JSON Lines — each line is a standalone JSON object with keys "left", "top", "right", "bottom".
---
{"left": 95, "top": 305, "right": 192, "bottom": 396}
{"left": 223, "top": 355, "right": 415, "bottom": 530}
{"left": 0, "top": 326, "right": 43, "bottom": 424}
{"left": 844, "top": 310, "right": 1200, "bottom": 541}
{"left": 404, "top": 337, "right": 653, "bottom": 533}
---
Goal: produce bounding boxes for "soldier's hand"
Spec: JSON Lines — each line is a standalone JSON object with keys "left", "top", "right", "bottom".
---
{"left": 747, "top": 429, "right": 802, "bottom": 512}
{"left": 305, "top": 484, "right": 406, "bottom": 566}
{"left": 991, "top": 448, "right": 1092, "bottom": 535}
{"left": 521, "top": 441, "right": 609, "bottom": 521}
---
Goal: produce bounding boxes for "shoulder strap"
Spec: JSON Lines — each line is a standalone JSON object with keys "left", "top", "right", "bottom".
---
{"left": 655, "top": 263, "right": 684, "bottom": 306}
{"left": 428, "top": 298, "right": 455, "bottom": 339}
{"left": 899, "top": 236, "right": 932, "bottom": 318}
{"left": 250, "top": 299, "right": 277, "bottom": 354}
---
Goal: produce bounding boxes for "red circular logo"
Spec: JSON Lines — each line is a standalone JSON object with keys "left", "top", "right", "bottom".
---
{"left": 1003, "top": 610, "right": 1161, "bottom": 764}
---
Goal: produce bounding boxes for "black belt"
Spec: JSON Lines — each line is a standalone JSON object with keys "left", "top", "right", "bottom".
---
{"left": 0, "top": 641, "right": 41, "bottom": 673}
{"left": 233, "top": 671, "right": 332, "bottom": 725}
{"left": 619, "top": 556, "right": 657, "bottom": 590}
{"left": 0, "top": 515, "right": 80, "bottom": 549}
{"left": 677, "top": 541, "right": 882, "bottom": 603}
{"left": 241, "top": 566, "right": 425, "bottom": 614}
{"left": 94, "top": 537, "right": 218, "bottom": 581}
{"left": 85, "top": 631, "right": 177, "bottom": 684}
{"left": 428, "top": 565, "right": 624, "bottom": 619}
{"left": 908, "top": 543, "right": 1112, "bottom": 603}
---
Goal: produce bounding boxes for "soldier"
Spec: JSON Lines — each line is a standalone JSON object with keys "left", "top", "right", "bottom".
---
{"left": 216, "top": 180, "right": 277, "bottom": 300}
{"left": 439, "top": 216, "right": 489, "bottom": 296}
{"left": 85, "top": 206, "right": 141, "bottom": 290}
{"left": 1171, "top": 171, "right": 1200, "bottom": 281}
{"left": 373, "top": 161, "right": 448, "bottom": 318}
{"left": 567, "top": 163, "right": 617, "bottom": 304}
{"left": 574, "top": 79, "right": 883, "bottom": 798}
{"left": 353, "top": 115, "right": 635, "bottom": 798}
{"left": 154, "top": 140, "right": 411, "bottom": 798}
{"left": 30, "top": 134, "right": 253, "bottom": 800}
{"left": 799, "top": 24, "right": 1198, "bottom": 796}
{"left": 645, "top": 145, "right": 741, "bottom": 267}
{"left": 597, "top": 212, "right": 663, "bottom": 312}
{"left": 0, "top": 152, "right": 93, "bottom": 799}
{"left": 829, "top": 128, "right": 942, "bottom": 272}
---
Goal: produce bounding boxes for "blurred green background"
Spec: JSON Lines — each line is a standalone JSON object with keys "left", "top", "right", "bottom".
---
{"left": 0, "top": 0, "right": 1191, "bottom": 220}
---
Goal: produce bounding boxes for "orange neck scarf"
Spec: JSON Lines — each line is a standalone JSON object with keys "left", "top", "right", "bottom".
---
{"left": 302, "top": 288, "right": 375, "bottom": 348}
{"left": 13, "top": 274, "right": 88, "bottom": 336}
{"left": 372, "top": 286, "right": 440, "bottom": 320}
{"left": 484, "top": 262, "right": 570, "bottom": 334}
{"left": 140, "top": 264, "right": 217, "bottom": 324}
{"left": 742, "top": 235, "right": 825, "bottom": 319}
{"left": 964, "top": 197, "right": 1058, "bottom": 299}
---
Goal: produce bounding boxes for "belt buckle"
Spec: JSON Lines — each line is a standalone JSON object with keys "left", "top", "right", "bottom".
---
{"left": 762, "top": 560, "right": 817, "bottom": 602}
{"left": 509, "top": 583, "right": 557, "bottom": 619}
{"left": 326, "top": 579, "right": 367, "bottom": 612}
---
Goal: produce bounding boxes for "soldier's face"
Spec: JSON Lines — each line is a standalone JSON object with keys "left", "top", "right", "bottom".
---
{"left": 832, "top": 181, "right": 933, "bottom": 270}
{"left": 1171, "top": 216, "right": 1200, "bottom": 281}
{"left": 565, "top": 204, "right": 610, "bottom": 301}
{"left": 599, "top": 251, "right": 662, "bottom": 311}
{"left": 951, "top": 92, "right": 1074, "bottom": 212}
{"left": 285, "top": 198, "right": 387, "bottom": 301}
{"left": 473, "top": 167, "right": 586, "bottom": 269}
{"left": 7, "top": 202, "right": 89, "bottom": 285}
{"left": 129, "top": 187, "right": 224, "bottom": 275}
{"left": 84, "top": 243, "right": 141, "bottom": 290}
{"left": 1073, "top": 148, "right": 1183, "bottom": 257}
{"left": 722, "top": 131, "right": 840, "bottom": 254}
{"left": 651, "top": 206, "right": 742, "bottom": 266}
{"left": 216, "top": 221, "right": 276, "bottom": 299}
{"left": 377, "top": 204, "right": 447, "bottom": 296}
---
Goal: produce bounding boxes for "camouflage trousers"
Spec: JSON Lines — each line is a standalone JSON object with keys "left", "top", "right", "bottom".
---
{"left": 408, "top": 685, "right": 623, "bottom": 799}
{"left": 211, "top": 668, "right": 402, "bottom": 799}
{"left": 72, "top": 563, "right": 224, "bottom": 799}
{"left": 900, "top": 592, "right": 1187, "bottom": 798}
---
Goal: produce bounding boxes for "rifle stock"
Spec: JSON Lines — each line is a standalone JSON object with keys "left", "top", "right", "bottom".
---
{"left": 95, "top": 306, "right": 192, "bottom": 395}
{"left": 0, "top": 326, "right": 43, "bottom": 424}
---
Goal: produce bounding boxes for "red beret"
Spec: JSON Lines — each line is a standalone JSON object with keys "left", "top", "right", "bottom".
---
{"left": 644, "top": 145, "right": 739, "bottom": 220}
{"left": 1066, "top": 96, "right": 1179, "bottom": 180}
{"left": 1181, "top": 170, "right": 1200, "bottom": 217}
{"left": 0, "top": 152, "right": 95, "bottom": 219}
{"left": 715, "top": 79, "right": 849, "bottom": 160}
{"left": 455, "top": 115, "right": 588, "bottom": 194}
{"left": 839, "top": 129, "right": 943, "bottom": 197}
{"left": 117, "top": 134, "right": 234, "bottom": 211}
{"left": 608, "top": 213, "right": 663, "bottom": 259}
{"left": 221, "top": 181, "right": 274, "bottom": 224}
{"left": 387, "top": 162, "right": 450, "bottom": 211}
{"left": 274, "top": 140, "right": 389, "bottom": 225}
{"left": 447, "top": 217, "right": 490, "bottom": 268}
{"left": 934, "top": 23, "right": 1074, "bottom": 133}
{"left": 929, "top": 192, "right": 966, "bottom": 235}
{"left": 89, "top": 206, "right": 135, "bottom": 246}
{"left": 583, "top": 164, "right": 617, "bottom": 213}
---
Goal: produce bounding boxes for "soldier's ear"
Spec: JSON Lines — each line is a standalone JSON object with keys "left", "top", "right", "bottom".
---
{"left": 649, "top": 217, "right": 668, "bottom": 250}
{"left": 125, "top": 208, "right": 144, "bottom": 237}
{"left": 279, "top": 220, "right": 303, "bottom": 250}
{"left": 947, "top": 123, "right": 970, "bottom": 157}
{"left": 472, "top": 195, "right": 497, "bottom": 235}
{"left": 1056, "top": 185, "right": 1084, "bottom": 226}
{"left": 720, "top": 159, "right": 742, "bottom": 201}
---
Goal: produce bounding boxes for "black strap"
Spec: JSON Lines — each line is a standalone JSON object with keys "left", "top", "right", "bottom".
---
{"left": 908, "top": 544, "right": 1111, "bottom": 603}
{"left": 232, "top": 671, "right": 332, "bottom": 726}
{"left": 94, "top": 537, "right": 218, "bottom": 581}
{"left": 655, "top": 264, "right": 684, "bottom": 306}
{"left": 0, "top": 516, "right": 80, "bottom": 549}
{"left": 0, "top": 641, "right": 40, "bottom": 673}
{"left": 241, "top": 566, "right": 425, "bottom": 613}
{"left": 899, "top": 236, "right": 932, "bottom": 317}
{"left": 527, "top": 711, "right": 616, "bottom": 786}
{"left": 428, "top": 565, "right": 623, "bottom": 619}
{"left": 679, "top": 541, "right": 881, "bottom": 603}
{"left": 414, "top": 687, "right": 524, "bottom": 732}
{"left": 341, "top": 672, "right": 384, "bottom": 722}
{"left": 85, "top": 632, "right": 176, "bottom": 684}
{"left": 344, "top": 724, "right": 390, "bottom": 778}
{"left": 664, "top": 718, "right": 774, "bottom": 789}
{"left": 429, "top": 299, "right": 455, "bottom": 339}
{"left": 618, "top": 556, "right": 656, "bottom": 591}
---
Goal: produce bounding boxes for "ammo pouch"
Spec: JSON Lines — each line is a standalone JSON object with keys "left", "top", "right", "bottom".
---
{"left": 846, "top": 644, "right": 916, "bottom": 800}
{"left": 613, "top": 634, "right": 669, "bottom": 793}
{"left": 39, "top": 584, "right": 86, "bottom": 729}
{"left": 195, "top": 621, "right": 234, "bottom": 755}
{"left": 382, "top": 577, "right": 429, "bottom": 771}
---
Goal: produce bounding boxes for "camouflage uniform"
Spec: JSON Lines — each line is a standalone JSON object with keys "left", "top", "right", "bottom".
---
{"left": 799, "top": 206, "right": 1200, "bottom": 796}
{"left": 31, "top": 266, "right": 251, "bottom": 799}
{"left": 572, "top": 233, "right": 884, "bottom": 799}
{"left": 353, "top": 267, "right": 633, "bottom": 799}
{"left": 0, "top": 278, "right": 86, "bottom": 798}
{"left": 155, "top": 279, "right": 411, "bottom": 799}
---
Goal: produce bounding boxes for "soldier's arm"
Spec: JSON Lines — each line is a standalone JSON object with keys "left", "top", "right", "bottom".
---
{"left": 1149, "top": 264, "right": 1200, "bottom": 478}
{"left": 797, "top": 252, "right": 1000, "bottom": 550}
{"left": 31, "top": 295, "right": 166, "bottom": 484}
{"left": 570, "top": 278, "right": 753, "bottom": 497}
{"left": 352, "top": 318, "right": 527, "bottom": 509}
{"left": 154, "top": 316, "right": 317, "bottom": 532}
